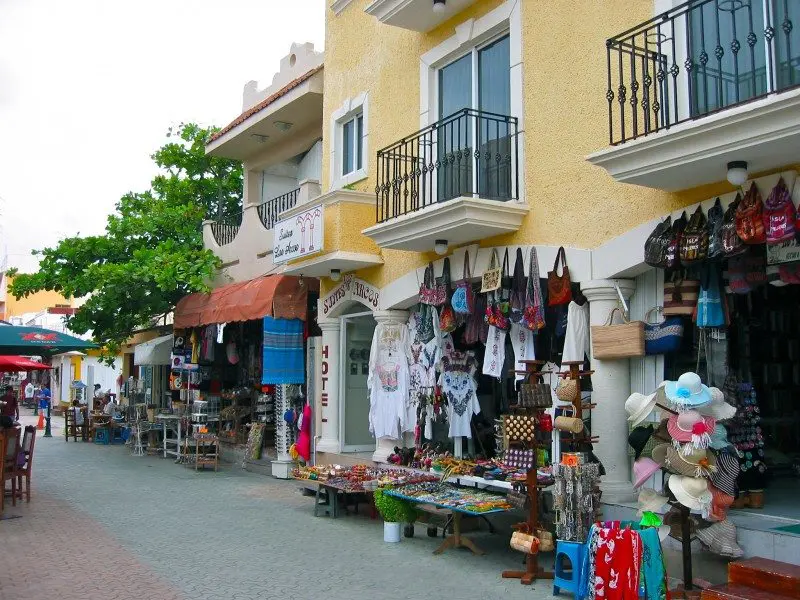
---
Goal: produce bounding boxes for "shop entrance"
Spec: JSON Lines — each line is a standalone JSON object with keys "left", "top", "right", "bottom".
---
{"left": 339, "top": 311, "right": 376, "bottom": 452}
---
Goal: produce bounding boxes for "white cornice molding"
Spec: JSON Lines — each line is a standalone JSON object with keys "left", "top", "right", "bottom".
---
{"left": 331, "top": 0, "right": 355, "bottom": 16}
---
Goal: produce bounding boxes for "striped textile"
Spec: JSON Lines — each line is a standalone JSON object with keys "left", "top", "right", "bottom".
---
{"left": 261, "top": 317, "right": 304, "bottom": 384}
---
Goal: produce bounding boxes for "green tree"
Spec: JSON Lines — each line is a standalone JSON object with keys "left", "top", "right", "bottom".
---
{"left": 9, "top": 123, "right": 242, "bottom": 361}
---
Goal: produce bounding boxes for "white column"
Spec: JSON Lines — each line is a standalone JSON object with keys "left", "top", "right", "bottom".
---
{"left": 582, "top": 279, "right": 637, "bottom": 504}
{"left": 315, "top": 319, "right": 341, "bottom": 454}
{"left": 371, "top": 309, "right": 409, "bottom": 463}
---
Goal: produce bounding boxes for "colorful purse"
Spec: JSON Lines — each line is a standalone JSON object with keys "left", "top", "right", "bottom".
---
{"left": 764, "top": 177, "right": 796, "bottom": 244}
{"left": 706, "top": 198, "right": 725, "bottom": 260}
{"left": 735, "top": 183, "right": 766, "bottom": 244}
{"left": 722, "top": 194, "right": 746, "bottom": 256}
{"left": 480, "top": 249, "right": 501, "bottom": 293}
{"left": 547, "top": 246, "right": 572, "bottom": 306}
{"left": 663, "top": 274, "right": 700, "bottom": 316}
{"left": 518, "top": 381, "right": 553, "bottom": 409}
{"left": 680, "top": 205, "right": 708, "bottom": 265}
{"left": 504, "top": 414, "right": 536, "bottom": 442}
{"left": 644, "top": 216, "right": 672, "bottom": 268}
{"left": 521, "top": 246, "right": 545, "bottom": 331}
{"left": 438, "top": 258, "right": 457, "bottom": 333}
{"left": 451, "top": 251, "right": 474, "bottom": 315}
{"left": 644, "top": 308, "right": 683, "bottom": 355}
{"left": 509, "top": 248, "right": 527, "bottom": 324}
{"left": 537, "top": 413, "right": 553, "bottom": 432}
{"left": 419, "top": 262, "right": 445, "bottom": 306}
{"left": 503, "top": 448, "right": 535, "bottom": 470}
{"left": 663, "top": 211, "right": 687, "bottom": 269}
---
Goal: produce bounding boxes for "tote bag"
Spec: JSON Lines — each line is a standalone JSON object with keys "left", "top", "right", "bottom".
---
{"left": 451, "top": 251, "right": 475, "bottom": 315}
{"left": 547, "top": 247, "right": 572, "bottom": 306}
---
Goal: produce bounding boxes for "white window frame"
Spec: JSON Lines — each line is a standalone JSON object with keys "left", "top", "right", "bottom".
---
{"left": 330, "top": 92, "right": 369, "bottom": 190}
{"left": 419, "top": 0, "right": 525, "bottom": 204}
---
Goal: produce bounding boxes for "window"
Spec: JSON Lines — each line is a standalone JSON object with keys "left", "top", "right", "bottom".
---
{"left": 330, "top": 93, "right": 368, "bottom": 190}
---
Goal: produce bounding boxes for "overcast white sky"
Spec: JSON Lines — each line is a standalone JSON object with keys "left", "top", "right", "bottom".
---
{"left": 0, "top": 0, "right": 325, "bottom": 273}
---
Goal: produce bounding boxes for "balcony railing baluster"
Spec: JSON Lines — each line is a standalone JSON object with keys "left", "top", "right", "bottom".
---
{"left": 606, "top": 0, "right": 799, "bottom": 145}
{"left": 257, "top": 187, "right": 300, "bottom": 231}
{"left": 211, "top": 211, "right": 242, "bottom": 246}
{"left": 375, "top": 108, "right": 518, "bottom": 223}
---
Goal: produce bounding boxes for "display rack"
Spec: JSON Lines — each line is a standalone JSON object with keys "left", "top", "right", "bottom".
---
{"left": 502, "top": 359, "right": 554, "bottom": 585}
{"left": 558, "top": 360, "right": 597, "bottom": 451}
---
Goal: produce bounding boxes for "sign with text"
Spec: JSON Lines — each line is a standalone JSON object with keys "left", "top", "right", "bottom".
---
{"left": 766, "top": 239, "right": 800, "bottom": 265}
{"left": 321, "top": 275, "right": 380, "bottom": 316}
{"left": 273, "top": 204, "right": 323, "bottom": 264}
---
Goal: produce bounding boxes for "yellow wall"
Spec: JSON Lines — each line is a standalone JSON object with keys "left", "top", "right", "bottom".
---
{"left": 318, "top": 0, "right": 798, "bottom": 293}
{"left": 4, "top": 276, "right": 77, "bottom": 318}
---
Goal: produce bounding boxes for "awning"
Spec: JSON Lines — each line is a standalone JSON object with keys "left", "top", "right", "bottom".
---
{"left": 173, "top": 275, "right": 318, "bottom": 330}
{"left": 134, "top": 334, "right": 173, "bottom": 366}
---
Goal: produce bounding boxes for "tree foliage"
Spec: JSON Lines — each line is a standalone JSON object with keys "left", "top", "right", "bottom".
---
{"left": 9, "top": 123, "right": 242, "bottom": 361}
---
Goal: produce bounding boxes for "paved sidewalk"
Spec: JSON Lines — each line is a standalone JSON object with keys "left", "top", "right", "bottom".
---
{"left": 1, "top": 411, "right": 558, "bottom": 600}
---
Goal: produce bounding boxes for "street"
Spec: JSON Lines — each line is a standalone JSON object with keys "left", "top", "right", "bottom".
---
{"left": 0, "top": 413, "right": 557, "bottom": 600}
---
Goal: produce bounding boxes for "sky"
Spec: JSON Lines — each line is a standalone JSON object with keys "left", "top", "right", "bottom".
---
{"left": 0, "top": 0, "right": 325, "bottom": 273}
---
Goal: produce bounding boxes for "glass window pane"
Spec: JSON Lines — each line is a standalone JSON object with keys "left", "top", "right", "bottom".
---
{"left": 342, "top": 118, "right": 354, "bottom": 175}
{"left": 356, "top": 114, "right": 363, "bottom": 170}
{"left": 439, "top": 53, "right": 472, "bottom": 118}
{"left": 774, "top": 0, "right": 800, "bottom": 90}
{"left": 478, "top": 35, "right": 510, "bottom": 115}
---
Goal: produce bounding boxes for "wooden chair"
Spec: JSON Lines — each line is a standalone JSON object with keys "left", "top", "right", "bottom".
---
{"left": 1, "top": 427, "right": 21, "bottom": 511}
{"left": 13, "top": 426, "right": 36, "bottom": 503}
{"left": 64, "top": 407, "right": 86, "bottom": 442}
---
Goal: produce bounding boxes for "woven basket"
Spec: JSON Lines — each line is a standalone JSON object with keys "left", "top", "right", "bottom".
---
{"left": 591, "top": 308, "right": 644, "bottom": 360}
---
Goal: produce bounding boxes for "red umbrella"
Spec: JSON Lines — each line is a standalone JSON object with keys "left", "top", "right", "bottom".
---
{"left": 0, "top": 356, "right": 52, "bottom": 371}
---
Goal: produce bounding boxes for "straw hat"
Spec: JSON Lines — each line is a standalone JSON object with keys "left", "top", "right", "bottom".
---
{"left": 667, "top": 410, "right": 716, "bottom": 450}
{"left": 668, "top": 474, "right": 713, "bottom": 512}
{"left": 663, "top": 506, "right": 698, "bottom": 541}
{"left": 637, "top": 488, "right": 670, "bottom": 515}
{"left": 628, "top": 424, "right": 654, "bottom": 460}
{"left": 626, "top": 391, "right": 658, "bottom": 427}
{"left": 709, "top": 449, "right": 740, "bottom": 497}
{"left": 698, "top": 387, "right": 737, "bottom": 421}
{"left": 658, "top": 445, "right": 717, "bottom": 477}
{"left": 696, "top": 520, "right": 744, "bottom": 558}
{"left": 664, "top": 372, "right": 712, "bottom": 409}
{"left": 633, "top": 457, "right": 662, "bottom": 489}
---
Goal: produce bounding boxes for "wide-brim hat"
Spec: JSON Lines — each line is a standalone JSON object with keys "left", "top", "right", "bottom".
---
{"left": 626, "top": 391, "right": 659, "bottom": 427}
{"left": 659, "top": 445, "right": 718, "bottom": 477}
{"left": 698, "top": 387, "right": 737, "bottom": 421}
{"left": 709, "top": 424, "right": 732, "bottom": 450}
{"left": 667, "top": 410, "right": 716, "bottom": 447}
{"left": 696, "top": 520, "right": 744, "bottom": 558}
{"left": 710, "top": 449, "right": 740, "bottom": 497}
{"left": 668, "top": 474, "right": 713, "bottom": 512}
{"left": 653, "top": 418, "right": 671, "bottom": 443}
{"left": 629, "top": 424, "right": 655, "bottom": 460}
{"left": 637, "top": 488, "right": 670, "bottom": 515}
{"left": 664, "top": 506, "right": 698, "bottom": 541}
{"left": 665, "top": 372, "right": 712, "bottom": 409}
{"left": 708, "top": 484, "right": 735, "bottom": 522}
{"left": 634, "top": 457, "right": 662, "bottom": 489}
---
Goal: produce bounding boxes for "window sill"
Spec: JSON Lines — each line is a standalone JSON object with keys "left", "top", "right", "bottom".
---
{"left": 331, "top": 168, "right": 368, "bottom": 191}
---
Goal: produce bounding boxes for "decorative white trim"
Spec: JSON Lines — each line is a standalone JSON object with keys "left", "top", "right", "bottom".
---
{"left": 365, "top": 0, "right": 479, "bottom": 33}
{"left": 418, "top": 0, "right": 525, "bottom": 204}
{"left": 331, "top": 0, "right": 355, "bottom": 15}
{"left": 279, "top": 188, "right": 373, "bottom": 219}
{"left": 329, "top": 92, "right": 369, "bottom": 191}
{"left": 282, "top": 250, "right": 384, "bottom": 278}
{"left": 586, "top": 87, "right": 800, "bottom": 192}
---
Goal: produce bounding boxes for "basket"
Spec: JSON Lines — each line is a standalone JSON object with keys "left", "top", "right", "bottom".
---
{"left": 591, "top": 308, "right": 645, "bottom": 360}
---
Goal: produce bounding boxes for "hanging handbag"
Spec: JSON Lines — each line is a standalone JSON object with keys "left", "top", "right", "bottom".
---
{"left": 554, "top": 406, "right": 584, "bottom": 433}
{"left": 726, "top": 254, "right": 751, "bottom": 295}
{"left": 480, "top": 249, "right": 502, "bottom": 293}
{"left": 522, "top": 247, "right": 546, "bottom": 331}
{"left": 663, "top": 211, "right": 688, "bottom": 269}
{"left": 537, "top": 413, "right": 553, "bottom": 432}
{"left": 503, "top": 448, "right": 535, "bottom": 471}
{"left": 495, "top": 249, "right": 513, "bottom": 327}
{"left": 706, "top": 198, "right": 725, "bottom": 260}
{"left": 507, "top": 489, "right": 528, "bottom": 509}
{"left": 735, "top": 182, "right": 766, "bottom": 244}
{"left": 416, "top": 303, "right": 435, "bottom": 342}
{"left": 680, "top": 205, "right": 709, "bottom": 265}
{"left": 644, "top": 308, "right": 683, "bottom": 355}
{"left": 438, "top": 258, "right": 457, "bottom": 333}
{"left": 510, "top": 531, "right": 540, "bottom": 555}
{"left": 547, "top": 246, "right": 572, "bottom": 306}
{"left": 464, "top": 293, "right": 489, "bottom": 345}
{"left": 451, "top": 251, "right": 475, "bottom": 315}
{"left": 555, "top": 377, "right": 578, "bottom": 403}
{"left": 644, "top": 216, "right": 672, "bottom": 268}
{"left": 509, "top": 248, "right": 527, "bottom": 323}
{"left": 722, "top": 194, "right": 746, "bottom": 256}
{"left": 744, "top": 251, "right": 767, "bottom": 289}
{"left": 518, "top": 381, "right": 553, "bottom": 409}
{"left": 504, "top": 414, "right": 536, "bottom": 442}
{"left": 696, "top": 264, "right": 726, "bottom": 328}
{"left": 419, "top": 262, "right": 445, "bottom": 306}
{"left": 591, "top": 307, "right": 645, "bottom": 359}
{"left": 663, "top": 274, "right": 700, "bottom": 316}
{"left": 764, "top": 177, "right": 796, "bottom": 245}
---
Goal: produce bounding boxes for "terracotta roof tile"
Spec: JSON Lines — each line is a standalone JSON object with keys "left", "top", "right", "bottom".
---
{"left": 209, "top": 65, "right": 323, "bottom": 143}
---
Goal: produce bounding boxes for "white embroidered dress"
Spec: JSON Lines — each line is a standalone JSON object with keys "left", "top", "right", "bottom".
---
{"left": 367, "top": 322, "right": 410, "bottom": 439}
{"left": 438, "top": 351, "right": 480, "bottom": 438}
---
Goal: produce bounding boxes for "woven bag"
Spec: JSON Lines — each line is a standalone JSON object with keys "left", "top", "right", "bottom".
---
{"left": 591, "top": 308, "right": 645, "bottom": 360}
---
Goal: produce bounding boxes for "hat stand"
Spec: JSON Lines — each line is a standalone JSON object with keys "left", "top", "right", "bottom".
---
{"left": 501, "top": 359, "right": 554, "bottom": 585}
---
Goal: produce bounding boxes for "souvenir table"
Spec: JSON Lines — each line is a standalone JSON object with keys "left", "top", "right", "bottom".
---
{"left": 385, "top": 482, "right": 512, "bottom": 555}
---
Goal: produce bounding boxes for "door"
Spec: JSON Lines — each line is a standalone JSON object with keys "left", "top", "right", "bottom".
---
{"left": 437, "top": 35, "right": 511, "bottom": 202}
{"left": 340, "top": 313, "right": 377, "bottom": 452}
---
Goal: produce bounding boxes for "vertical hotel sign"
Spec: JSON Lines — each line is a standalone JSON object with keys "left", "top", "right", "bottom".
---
{"left": 273, "top": 204, "right": 323, "bottom": 264}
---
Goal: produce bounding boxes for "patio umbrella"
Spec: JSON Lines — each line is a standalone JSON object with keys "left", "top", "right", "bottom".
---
{"left": 0, "top": 355, "right": 52, "bottom": 371}
{"left": 0, "top": 326, "right": 98, "bottom": 356}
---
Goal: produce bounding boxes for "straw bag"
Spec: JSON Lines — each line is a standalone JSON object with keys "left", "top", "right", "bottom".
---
{"left": 555, "top": 377, "right": 577, "bottom": 403}
{"left": 510, "top": 531, "right": 540, "bottom": 554}
{"left": 554, "top": 406, "right": 584, "bottom": 433}
{"left": 535, "top": 528, "right": 554, "bottom": 552}
{"left": 591, "top": 307, "right": 645, "bottom": 360}
{"left": 481, "top": 249, "right": 502, "bottom": 293}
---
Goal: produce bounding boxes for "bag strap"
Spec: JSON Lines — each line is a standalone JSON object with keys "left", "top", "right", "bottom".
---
{"left": 462, "top": 250, "right": 471, "bottom": 280}
{"left": 512, "top": 248, "right": 525, "bottom": 293}
{"left": 645, "top": 307, "right": 663, "bottom": 324}
{"left": 553, "top": 246, "right": 567, "bottom": 276}
{"left": 528, "top": 247, "right": 542, "bottom": 307}
{"left": 502, "top": 248, "right": 510, "bottom": 277}
{"left": 441, "top": 257, "right": 451, "bottom": 290}
{"left": 425, "top": 262, "right": 434, "bottom": 288}
{"left": 489, "top": 249, "right": 499, "bottom": 270}
{"left": 604, "top": 307, "right": 629, "bottom": 326}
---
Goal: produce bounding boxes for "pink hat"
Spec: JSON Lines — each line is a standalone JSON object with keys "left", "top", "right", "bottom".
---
{"left": 667, "top": 410, "right": 715, "bottom": 450}
{"left": 633, "top": 457, "right": 662, "bottom": 489}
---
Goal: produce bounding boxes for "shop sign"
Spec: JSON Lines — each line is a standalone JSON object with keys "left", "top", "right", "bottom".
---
{"left": 321, "top": 274, "right": 379, "bottom": 316}
{"left": 766, "top": 239, "right": 800, "bottom": 265}
{"left": 273, "top": 204, "right": 324, "bottom": 264}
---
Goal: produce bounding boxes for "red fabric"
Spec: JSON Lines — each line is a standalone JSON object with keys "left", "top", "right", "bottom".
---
{"left": 297, "top": 404, "right": 312, "bottom": 462}
{"left": 0, "top": 356, "right": 52, "bottom": 372}
{"left": 594, "top": 528, "right": 642, "bottom": 600}
{"left": 173, "top": 275, "right": 318, "bottom": 329}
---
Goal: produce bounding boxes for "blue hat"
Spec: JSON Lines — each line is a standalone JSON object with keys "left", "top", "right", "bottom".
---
{"left": 664, "top": 372, "right": 712, "bottom": 409}
{"left": 709, "top": 424, "right": 731, "bottom": 450}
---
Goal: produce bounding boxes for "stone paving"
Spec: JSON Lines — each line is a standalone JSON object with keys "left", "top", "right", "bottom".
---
{"left": 1, "top": 411, "right": 559, "bottom": 600}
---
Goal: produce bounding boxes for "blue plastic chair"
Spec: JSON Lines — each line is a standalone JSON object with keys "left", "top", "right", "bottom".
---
{"left": 553, "top": 540, "right": 586, "bottom": 598}
{"left": 94, "top": 427, "right": 110, "bottom": 445}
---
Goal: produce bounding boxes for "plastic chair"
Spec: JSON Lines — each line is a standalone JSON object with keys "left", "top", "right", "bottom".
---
{"left": 94, "top": 427, "right": 110, "bottom": 445}
{"left": 553, "top": 540, "right": 587, "bottom": 598}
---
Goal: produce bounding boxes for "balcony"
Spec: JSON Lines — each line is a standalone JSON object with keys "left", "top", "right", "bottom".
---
{"left": 365, "top": 0, "right": 479, "bottom": 33}
{"left": 588, "top": 0, "right": 800, "bottom": 191}
{"left": 363, "top": 109, "right": 528, "bottom": 251}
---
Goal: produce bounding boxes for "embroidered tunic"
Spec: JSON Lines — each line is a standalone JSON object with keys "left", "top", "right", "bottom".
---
{"left": 438, "top": 351, "right": 480, "bottom": 438}
{"left": 368, "top": 322, "right": 410, "bottom": 439}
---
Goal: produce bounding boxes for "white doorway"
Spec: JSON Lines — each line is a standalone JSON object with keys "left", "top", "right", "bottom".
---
{"left": 338, "top": 311, "right": 376, "bottom": 452}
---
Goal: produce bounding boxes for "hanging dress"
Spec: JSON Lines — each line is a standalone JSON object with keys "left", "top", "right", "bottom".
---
{"left": 438, "top": 351, "right": 480, "bottom": 438}
{"left": 368, "top": 322, "right": 410, "bottom": 439}
{"left": 561, "top": 301, "right": 590, "bottom": 371}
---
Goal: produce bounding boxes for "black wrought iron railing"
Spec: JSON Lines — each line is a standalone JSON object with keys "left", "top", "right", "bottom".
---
{"left": 606, "top": 0, "right": 799, "bottom": 145}
{"left": 375, "top": 108, "right": 519, "bottom": 223}
{"left": 211, "top": 212, "right": 242, "bottom": 246}
{"left": 257, "top": 187, "right": 299, "bottom": 230}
